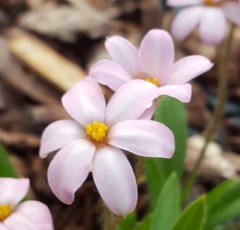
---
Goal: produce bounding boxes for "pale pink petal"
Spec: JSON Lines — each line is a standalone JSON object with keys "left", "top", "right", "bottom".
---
{"left": 155, "top": 84, "right": 192, "bottom": 103}
{"left": 105, "top": 36, "right": 139, "bottom": 75}
{"left": 167, "top": 0, "right": 202, "bottom": 6}
{"left": 0, "top": 223, "right": 8, "bottom": 230}
{"left": 105, "top": 80, "right": 157, "bottom": 127}
{"left": 222, "top": 2, "right": 240, "bottom": 26}
{"left": 108, "top": 120, "right": 175, "bottom": 158}
{"left": 90, "top": 60, "right": 132, "bottom": 91}
{"left": 62, "top": 77, "right": 106, "bottom": 126}
{"left": 4, "top": 201, "right": 53, "bottom": 230}
{"left": 167, "top": 55, "right": 213, "bottom": 84}
{"left": 138, "top": 29, "right": 174, "bottom": 84}
{"left": 48, "top": 139, "right": 95, "bottom": 204}
{"left": 0, "top": 178, "right": 29, "bottom": 206}
{"left": 171, "top": 7, "right": 203, "bottom": 42}
{"left": 39, "top": 120, "right": 85, "bottom": 158}
{"left": 199, "top": 8, "right": 226, "bottom": 45}
{"left": 138, "top": 101, "right": 157, "bottom": 120}
{"left": 93, "top": 146, "right": 137, "bottom": 216}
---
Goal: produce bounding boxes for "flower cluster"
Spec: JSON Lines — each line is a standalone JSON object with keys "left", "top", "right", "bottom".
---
{"left": 39, "top": 29, "right": 213, "bottom": 216}
{"left": 167, "top": 0, "right": 240, "bottom": 45}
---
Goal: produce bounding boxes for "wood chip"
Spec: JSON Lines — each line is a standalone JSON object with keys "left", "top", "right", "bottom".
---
{"left": 8, "top": 30, "right": 85, "bottom": 91}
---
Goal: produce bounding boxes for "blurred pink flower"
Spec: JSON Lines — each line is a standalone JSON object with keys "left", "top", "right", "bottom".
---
{"left": 90, "top": 29, "right": 213, "bottom": 101}
{"left": 167, "top": 0, "right": 240, "bottom": 45}
{"left": 0, "top": 178, "right": 53, "bottom": 230}
{"left": 39, "top": 77, "right": 175, "bottom": 216}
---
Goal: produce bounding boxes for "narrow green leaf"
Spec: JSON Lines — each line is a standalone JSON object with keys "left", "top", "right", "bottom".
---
{"left": 150, "top": 172, "right": 180, "bottom": 230}
{"left": 0, "top": 145, "right": 17, "bottom": 177}
{"left": 133, "top": 214, "right": 153, "bottom": 230}
{"left": 145, "top": 96, "right": 187, "bottom": 209}
{"left": 171, "top": 196, "right": 206, "bottom": 230}
{"left": 114, "top": 213, "right": 136, "bottom": 230}
{"left": 204, "top": 179, "right": 240, "bottom": 230}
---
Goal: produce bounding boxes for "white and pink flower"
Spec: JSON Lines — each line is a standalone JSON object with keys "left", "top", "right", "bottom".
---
{"left": 90, "top": 29, "right": 212, "bottom": 100}
{"left": 40, "top": 77, "right": 175, "bottom": 216}
{"left": 0, "top": 178, "right": 53, "bottom": 230}
{"left": 167, "top": 0, "right": 240, "bottom": 45}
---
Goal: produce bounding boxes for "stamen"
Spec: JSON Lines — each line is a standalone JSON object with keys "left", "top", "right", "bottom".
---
{"left": 85, "top": 121, "right": 108, "bottom": 142}
{"left": 203, "top": 0, "right": 223, "bottom": 6}
{"left": 145, "top": 78, "right": 159, "bottom": 86}
{"left": 0, "top": 204, "right": 12, "bottom": 221}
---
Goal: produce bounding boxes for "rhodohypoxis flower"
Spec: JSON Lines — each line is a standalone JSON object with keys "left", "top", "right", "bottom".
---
{"left": 167, "top": 0, "right": 240, "bottom": 45}
{"left": 90, "top": 29, "right": 212, "bottom": 102}
{"left": 0, "top": 178, "right": 53, "bottom": 230}
{"left": 40, "top": 77, "right": 175, "bottom": 216}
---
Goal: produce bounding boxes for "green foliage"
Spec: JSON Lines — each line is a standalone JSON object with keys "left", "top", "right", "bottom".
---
{"left": 150, "top": 172, "right": 180, "bottom": 230}
{"left": 133, "top": 214, "right": 153, "bottom": 230}
{"left": 114, "top": 213, "right": 136, "bottom": 230}
{"left": 145, "top": 96, "right": 187, "bottom": 209}
{"left": 0, "top": 145, "right": 17, "bottom": 178}
{"left": 171, "top": 196, "right": 206, "bottom": 230}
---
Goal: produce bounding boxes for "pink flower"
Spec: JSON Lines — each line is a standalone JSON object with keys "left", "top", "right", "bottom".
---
{"left": 90, "top": 29, "right": 213, "bottom": 102}
{"left": 0, "top": 178, "right": 53, "bottom": 230}
{"left": 167, "top": 0, "right": 240, "bottom": 45}
{"left": 39, "top": 77, "right": 175, "bottom": 216}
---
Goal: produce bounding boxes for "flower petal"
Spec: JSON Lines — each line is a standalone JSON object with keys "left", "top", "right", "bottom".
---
{"left": 155, "top": 84, "right": 192, "bottom": 103}
{"left": 222, "top": 2, "right": 240, "bottom": 26}
{"left": 167, "top": 0, "right": 202, "bottom": 6}
{"left": 90, "top": 60, "right": 132, "bottom": 91}
{"left": 62, "top": 77, "right": 106, "bottom": 126}
{"left": 105, "top": 36, "right": 139, "bottom": 75}
{"left": 170, "top": 7, "right": 203, "bottom": 42}
{"left": 105, "top": 80, "right": 157, "bottom": 127}
{"left": 167, "top": 55, "right": 213, "bottom": 84}
{"left": 39, "top": 120, "right": 85, "bottom": 158}
{"left": 0, "top": 223, "right": 7, "bottom": 230}
{"left": 0, "top": 178, "right": 29, "bottom": 206}
{"left": 138, "top": 29, "right": 174, "bottom": 84}
{"left": 138, "top": 101, "right": 157, "bottom": 120}
{"left": 4, "top": 201, "right": 53, "bottom": 230}
{"left": 48, "top": 139, "right": 95, "bottom": 204}
{"left": 199, "top": 8, "right": 226, "bottom": 45}
{"left": 93, "top": 146, "right": 137, "bottom": 216}
{"left": 108, "top": 120, "right": 175, "bottom": 158}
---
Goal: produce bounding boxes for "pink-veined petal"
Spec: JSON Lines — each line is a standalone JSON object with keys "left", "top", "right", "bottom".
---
{"left": 4, "top": 201, "right": 53, "bottom": 230}
{"left": 138, "top": 29, "right": 174, "bottom": 84}
{"left": 155, "top": 84, "right": 192, "bottom": 103}
{"left": 90, "top": 60, "right": 132, "bottom": 91}
{"left": 222, "top": 2, "right": 240, "bottom": 26}
{"left": 93, "top": 146, "right": 137, "bottom": 216}
{"left": 138, "top": 101, "right": 157, "bottom": 120}
{"left": 0, "top": 178, "right": 29, "bottom": 206}
{"left": 105, "top": 36, "right": 139, "bottom": 75}
{"left": 105, "top": 80, "right": 157, "bottom": 127}
{"left": 62, "top": 77, "right": 106, "bottom": 126}
{"left": 108, "top": 120, "right": 175, "bottom": 158}
{"left": 167, "top": 0, "right": 202, "bottom": 6}
{"left": 48, "top": 139, "right": 95, "bottom": 204}
{"left": 171, "top": 7, "right": 203, "bottom": 42}
{"left": 39, "top": 120, "right": 85, "bottom": 158}
{"left": 167, "top": 55, "right": 213, "bottom": 84}
{"left": 199, "top": 8, "right": 226, "bottom": 45}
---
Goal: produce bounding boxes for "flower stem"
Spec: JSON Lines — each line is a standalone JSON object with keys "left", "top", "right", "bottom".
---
{"left": 135, "top": 156, "right": 145, "bottom": 184}
{"left": 181, "top": 23, "right": 235, "bottom": 205}
{"left": 102, "top": 204, "right": 121, "bottom": 230}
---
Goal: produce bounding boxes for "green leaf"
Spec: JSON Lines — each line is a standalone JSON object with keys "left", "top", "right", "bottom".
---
{"left": 0, "top": 145, "right": 17, "bottom": 177}
{"left": 150, "top": 172, "right": 180, "bottom": 230}
{"left": 133, "top": 214, "right": 153, "bottom": 230}
{"left": 114, "top": 213, "right": 136, "bottom": 230}
{"left": 145, "top": 96, "right": 187, "bottom": 209}
{"left": 171, "top": 196, "right": 206, "bottom": 230}
{"left": 204, "top": 179, "right": 240, "bottom": 230}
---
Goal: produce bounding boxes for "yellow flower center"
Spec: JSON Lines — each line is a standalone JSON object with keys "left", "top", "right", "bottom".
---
{"left": 0, "top": 204, "right": 12, "bottom": 221}
{"left": 85, "top": 121, "right": 108, "bottom": 142}
{"left": 203, "top": 0, "right": 223, "bottom": 6}
{"left": 145, "top": 77, "right": 159, "bottom": 86}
